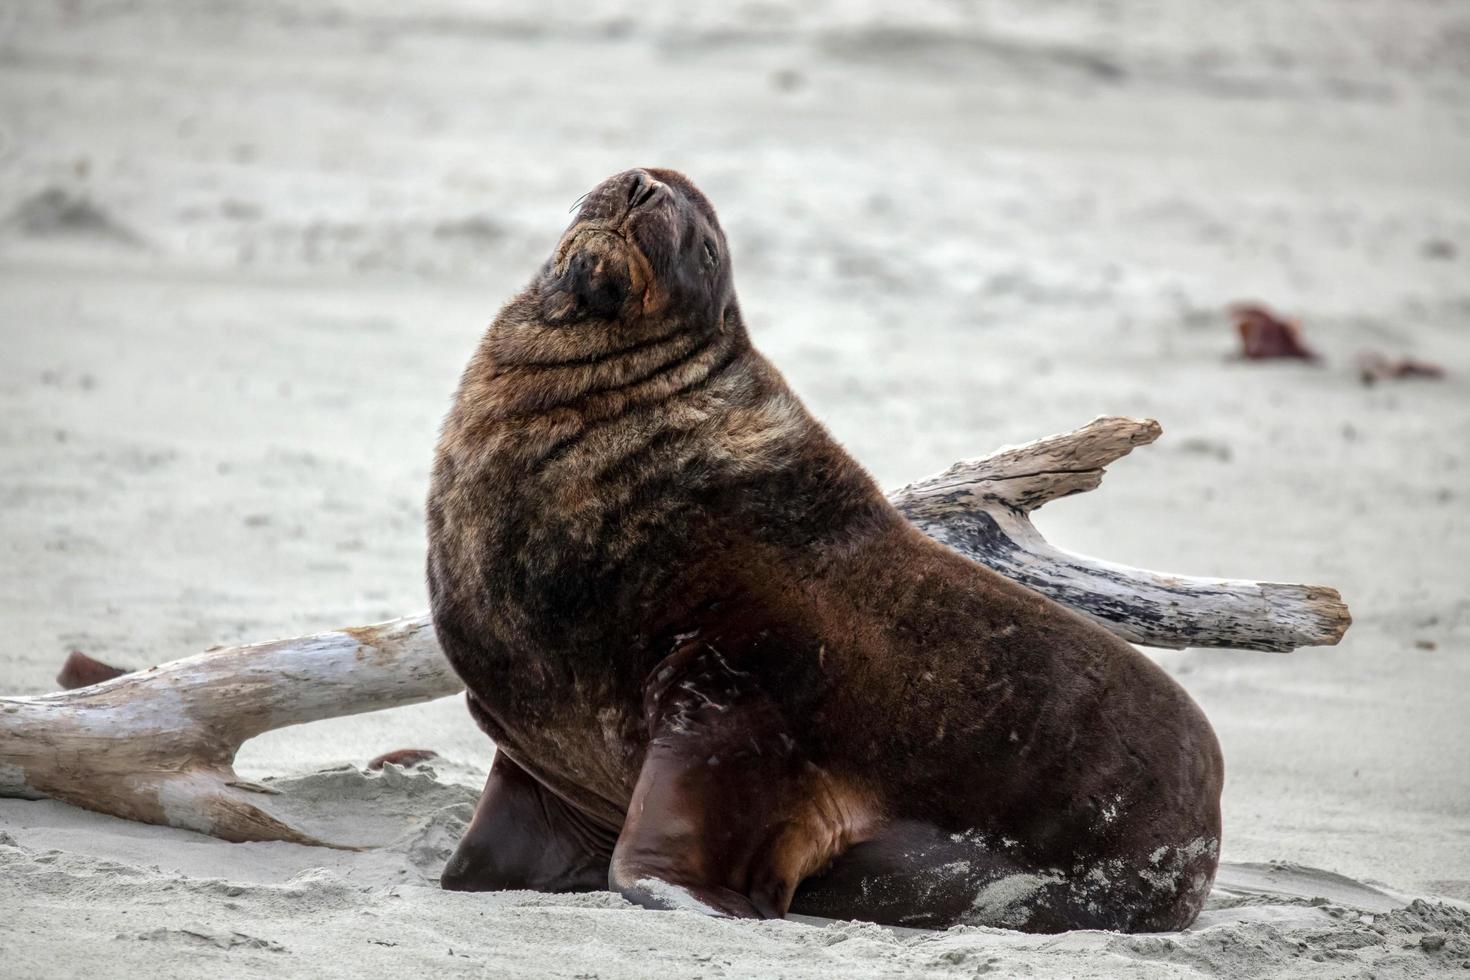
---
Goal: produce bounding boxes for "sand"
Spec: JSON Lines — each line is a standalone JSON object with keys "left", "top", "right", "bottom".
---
{"left": 2, "top": 1, "right": 1469, "bottom": 976}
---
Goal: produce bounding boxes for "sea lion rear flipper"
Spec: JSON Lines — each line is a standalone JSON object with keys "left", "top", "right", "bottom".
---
{"left": 609, "top": 639, "right": 857, "bottom": 919}
{"left": 441, "top": 751, "right": 614, "bottom": 893}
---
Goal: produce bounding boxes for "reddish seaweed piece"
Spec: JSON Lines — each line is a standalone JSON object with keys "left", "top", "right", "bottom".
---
{"left": 367, "top": 748, "right": 440, "bottom": 770}
{"left": 1229, "top": 303, "right": 1320, "bottom": 361}
{"left": 56, "top": 651, "right": 128, "bottom": 690}
{"left": 1357, "top": 351, "right": 1447, "bottom": 385}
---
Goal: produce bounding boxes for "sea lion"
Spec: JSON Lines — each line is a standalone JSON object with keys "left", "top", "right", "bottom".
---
{"left": 426, "top": 168, "right": 1223, "bottom": 931}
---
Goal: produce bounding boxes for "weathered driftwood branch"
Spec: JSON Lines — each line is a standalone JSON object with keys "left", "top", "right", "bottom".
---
{"left": 0, "top": 618, "right": 459, "bottom": 846}
{"left": 0, "top": 417, "right": 1350, "bottom": 844}
{"left": 891, "top": 417, "right": 1351, "bottom": 652}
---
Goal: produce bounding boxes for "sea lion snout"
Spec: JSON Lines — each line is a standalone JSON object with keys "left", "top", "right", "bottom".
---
{"left": 625, "top": 170, "right": 665, "bottom": 211}
{"left": 570, "top": 169, "right": 667, "bottom": 227}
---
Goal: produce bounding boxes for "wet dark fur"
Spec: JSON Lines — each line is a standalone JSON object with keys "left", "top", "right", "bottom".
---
{"left": 427, "top": 169, "right": 1223, "bottom": 931}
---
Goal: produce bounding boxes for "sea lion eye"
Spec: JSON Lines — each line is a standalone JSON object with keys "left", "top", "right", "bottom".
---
{"left": 703, "top": 238, "right": 719, "bottom": 268}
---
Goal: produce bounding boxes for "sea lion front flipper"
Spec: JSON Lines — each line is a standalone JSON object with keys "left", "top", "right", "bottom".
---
{"left": 441, "top": 751, "right": 615, "bottom": 893}
{"left": 609, "top": 640, "right": 856, "bottom": 919}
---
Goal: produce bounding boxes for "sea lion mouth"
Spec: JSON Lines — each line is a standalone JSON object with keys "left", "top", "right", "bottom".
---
{"left": 540, "top": 225, "right": 653, "bottom": 325}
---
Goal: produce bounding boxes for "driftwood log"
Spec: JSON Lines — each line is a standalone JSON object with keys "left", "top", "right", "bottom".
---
{"left": 0, "top": 417, "right": 1350, "bottom": 845}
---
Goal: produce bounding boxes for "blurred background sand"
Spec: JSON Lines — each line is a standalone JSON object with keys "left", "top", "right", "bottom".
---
{"left": 2, "top": 2, "right": 1469, "bottom": 975}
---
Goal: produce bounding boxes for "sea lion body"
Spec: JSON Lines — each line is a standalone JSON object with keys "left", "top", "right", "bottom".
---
{"left": 427, "top": 169, "right": 1222, "bottom": 931}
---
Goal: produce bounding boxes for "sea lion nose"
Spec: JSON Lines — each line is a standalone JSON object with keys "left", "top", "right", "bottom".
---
{"left": 626, "top": 170, "right": 662, "bottom": 210}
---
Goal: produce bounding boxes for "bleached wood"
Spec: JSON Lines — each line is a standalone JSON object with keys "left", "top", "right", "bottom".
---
{"left": 891, "top": 417, "right": 1352, "bottom": 652}
{"left": 0, "top": 617, "right": 458, "bottom": 845}
{"left": 0, "top": 416, "right": 1350, "bottom": 844}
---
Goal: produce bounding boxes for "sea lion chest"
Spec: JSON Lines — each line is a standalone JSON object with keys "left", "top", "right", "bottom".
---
{"left": 428, "top": 404, "right": 735, "bottom": 816}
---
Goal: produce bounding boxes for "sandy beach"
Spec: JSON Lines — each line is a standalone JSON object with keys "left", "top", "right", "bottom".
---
{"left": 3, "top": 1, "right": 1469, "bottom": 975}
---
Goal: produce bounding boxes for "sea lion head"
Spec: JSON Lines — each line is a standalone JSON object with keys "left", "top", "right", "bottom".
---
{"left": 539, "top": 168, "right": 733, "bottom": 331}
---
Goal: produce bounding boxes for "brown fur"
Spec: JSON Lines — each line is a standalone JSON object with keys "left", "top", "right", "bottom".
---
{"left": 427, "top": 168, "right": 1223, "bottom": 931}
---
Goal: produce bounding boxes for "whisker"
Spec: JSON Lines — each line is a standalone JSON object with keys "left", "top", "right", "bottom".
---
{"left": 568, "top": 191, "right": 590, "bottom": 214}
